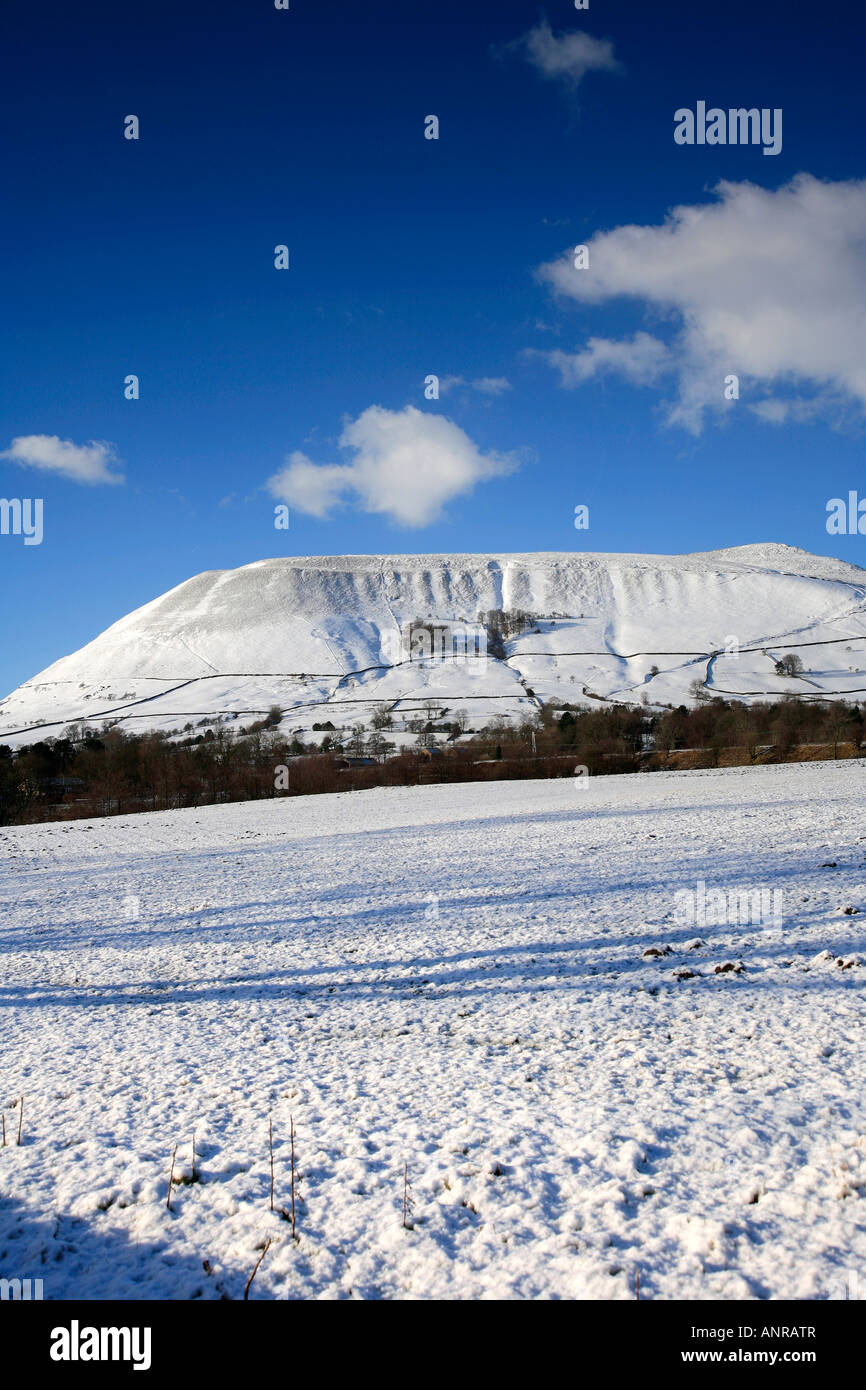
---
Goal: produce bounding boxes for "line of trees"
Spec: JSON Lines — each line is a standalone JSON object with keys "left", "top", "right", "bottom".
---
{"left": 0, "top": 695, "right": 863, "bottom": 826}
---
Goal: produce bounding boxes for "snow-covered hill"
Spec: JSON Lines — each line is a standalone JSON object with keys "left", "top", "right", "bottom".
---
{"left": 2, "top": 544, "right": 866, "bottom": 746}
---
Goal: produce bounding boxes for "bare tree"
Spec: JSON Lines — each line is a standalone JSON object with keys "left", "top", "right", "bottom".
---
{"left": 367, "top": 730, "right": 386, "bottom": 759}
{"left": 775, "top": 653, "right": 804, "bottom": 678}
{"left": 828, "top": 704, "right": 851, "bottom": 758}
{"left": 371, "top": 703, "right": 393, "bottom": 730}
{"left": 348, "top": 723, "right": 366, "bottom": 756}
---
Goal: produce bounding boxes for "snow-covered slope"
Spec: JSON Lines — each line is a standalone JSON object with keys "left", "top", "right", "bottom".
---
{"left": 2, "top": 544, "right": 866, "bottom": 745}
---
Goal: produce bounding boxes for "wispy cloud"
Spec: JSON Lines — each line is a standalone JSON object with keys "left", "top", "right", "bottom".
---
{"left": 535, "top": 333, "right": 670, "bottom": 388}
{"left": 472, "top": 376, "right": 513, "bottom": 397}
{"left": 516, "top": 20, "right": 621, "bottom": 90}
{"left": 0, "top": 435, "right": 124, "bottom": 485}
{"left": 536, "top": 175, "right": 866, "bottom": 432}
{"left": 266, "top": 404, "right": 517, "bottom": 527}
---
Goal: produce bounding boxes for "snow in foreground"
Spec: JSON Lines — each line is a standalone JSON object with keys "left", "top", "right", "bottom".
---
{"left": 1, "top": 762, "right": 865, "bottom": 1300}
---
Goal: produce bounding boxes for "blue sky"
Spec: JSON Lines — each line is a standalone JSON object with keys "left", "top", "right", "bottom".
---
{"left": 2, "top": 0, "right": 866, "bottom": 695}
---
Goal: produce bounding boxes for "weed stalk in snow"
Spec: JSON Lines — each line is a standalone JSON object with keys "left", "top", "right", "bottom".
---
{"left": 402, "top": 1162, "right": 414, "bottom": 1230}
{"left": 166, "top": 1143, "right": 177, "bottom": 1212}
{"left": 243, "top": 1239, "right": 271, "bottom": 1300}
{"left": 269, "top": 1115, "right": 274, "bottom": 1212}
{"left": 16, "top": 1096, "right": 23, "bottom": 1146}
{"left": 290, "top": 1114, "right": 297, "bottom": 1240}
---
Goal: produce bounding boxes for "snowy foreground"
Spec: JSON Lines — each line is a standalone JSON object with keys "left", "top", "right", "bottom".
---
{"left": 1, "top": 762, "right": 865, "bottom": 1301}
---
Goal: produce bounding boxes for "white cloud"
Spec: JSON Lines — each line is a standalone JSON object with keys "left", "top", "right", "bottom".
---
{"left": 472, "top": 376, "right": 512, "bottom": 396}
{"left": 267, "top": 452, "right": 355, "bottom": 520}
{"left": 748, "top": 395, "right": 842, "bottom": 426}
{"left": 537, "top": 174, "right": 866, "bottom": 432}
{"left": 0, "top": 435, "right": 124, "bottom": 484}
{"left": 266, "top": 404, "right": 516, "bottom": 527}
{"left": 518, "top": 21, "right": 621, "bottom": 88}
{"left": 749, "top": 399, "right": 797, "bottom": 425}
{"left": 539, "top": 333, "right": 670, "bottom": 387}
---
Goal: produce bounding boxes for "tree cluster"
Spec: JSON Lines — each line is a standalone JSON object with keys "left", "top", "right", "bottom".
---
{"left": 1, "top": 696, "right": 862, "bottom": 826}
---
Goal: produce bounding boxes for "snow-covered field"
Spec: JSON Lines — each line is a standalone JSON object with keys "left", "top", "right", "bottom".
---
{"left": 1, "top": 761, "right": 865, "bottom": 1300}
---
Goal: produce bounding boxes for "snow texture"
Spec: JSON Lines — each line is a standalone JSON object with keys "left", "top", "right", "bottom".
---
{"left": 1, "top": 759, "right": 865, "bottom": 1299}
{"left": 2, "top": 544, "right": 866, "bottom": 747}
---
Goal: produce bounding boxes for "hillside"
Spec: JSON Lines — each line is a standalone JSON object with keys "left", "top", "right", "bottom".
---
{"left": 2, "top": 544, "right": 866, "bottom": 747}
